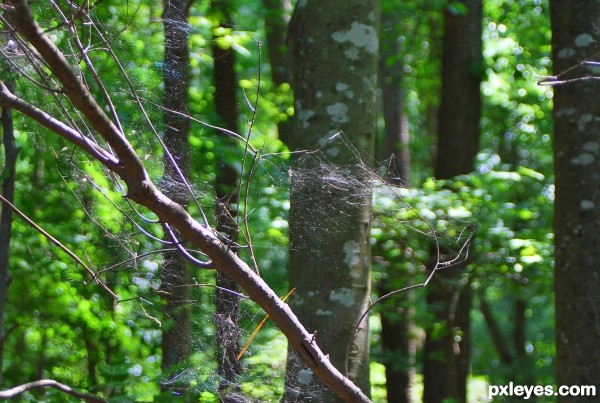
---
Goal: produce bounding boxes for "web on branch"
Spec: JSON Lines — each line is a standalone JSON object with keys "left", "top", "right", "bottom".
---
{"left": 282, "top": 133, "right": 476, "bottom": 399}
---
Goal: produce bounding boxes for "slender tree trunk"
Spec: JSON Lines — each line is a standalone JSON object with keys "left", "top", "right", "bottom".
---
{"left": 550, "top": 2, "right": 600, "bottom": 400}
{"left": 262, "top": 0, "right": 292, "bottom": 144}
{"left": 377, "top": 5, "right": 413, "bottom": 403}
{"left": 285, "top": 1, "right": 379, "bottom": 401}
{"left": 379, "top": 300, "right": 414, "bottom": 403}
{"left": 262, "top": 0, "right": 291, "bottom": 85}
{"left": 423, "top": 275, "right": 452, "bottom": 403}
{"left": 453, "top": 278, "right": 472, "bottom": 400}
{"left": 379, "top": 12, "right": 410, "bottom": 185}
{"left": 514, "top": 298, "right": 526, "bottom": 358}
{"left": 211, "top": 0, "right": 242, "bottom": 392}
{"left": 83, "top": 327, "right": 99, "bottom": 387}
{"left": 0, "top": 78, "right": 17, "bottom": 387}
{"left": 434, "top": 1, "right": 482, "bottom": 179}
{"left": 160, "top": 0, "right": 193, "bottom": 392}
{"left": 423, "top": 1, "right": 482, "bottom": 402}
{"left": 479, "top": 296, "right": 512, "bottom": 365}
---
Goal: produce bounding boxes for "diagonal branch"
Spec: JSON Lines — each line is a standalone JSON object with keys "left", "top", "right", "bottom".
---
{"left": 5, "top": 0, "right": 146, "bottom": 184}
{"left": 0, "top": 82, "right": 120, "bottom": 171}
{"left": 0, "top": 194, "right": 118, "bottom": 300}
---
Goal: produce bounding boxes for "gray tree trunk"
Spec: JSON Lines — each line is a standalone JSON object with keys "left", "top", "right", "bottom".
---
{"left": 262, "top": 0, "right": 291, "bottom": 86}
{"left": 550, "top": 1, "right": 600, "bottom": 400}
{"left": 160, "top": 0, "right": 193, "bottom": 392}
{"left": 211, "top": 0, "right": 242, "bottom": 393}
{"left": 285, "top": 1, "right": 379, "bottom": 401}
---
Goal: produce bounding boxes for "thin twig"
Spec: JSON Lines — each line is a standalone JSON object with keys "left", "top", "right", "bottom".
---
{"left": 163, "top": 223, "right": 212, "bottom": 268}
{"left": 236, "top": 40, "right": 263, "bottom": 273}
{"left": 0, "top": 194, "right": 118, "bottom": 300}
{"left": 337, "top": 142, "right": 478, "bottom": 375}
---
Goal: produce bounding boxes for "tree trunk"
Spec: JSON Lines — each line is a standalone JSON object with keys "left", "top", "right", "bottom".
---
{"left": 262, "top": 0, "right": 292, "bottom": 144}
{"left": 514, "top": 298, "right": 526, "bottom": 358}
{"left": 423, "top": 1, "right": 482, "bottom": 402}
{"left": 379, "top": 10, "right": 410, "bottom": 185}
{"left": 0, "top": 78, "right": 17, "bottom": 387}
{"left": 285, "top": 1, "right": 379, "bottom": 401}
{"left": 550, "top": 1, "right": 600, "bottom": 400}
{"left": 211, "top": 0, "right": 242, "bottom": 392}
{"left": 377, "top": 5, "right": 413, "bottom": 402}
{"left": 423, "top": 275, "right": 452, "bottom": 403}
{"left": 160, "top": 0, "right": 193, "bottom": 392}
{"left": 479, "top": 296, "right": 512, "bottom": 365}
{"left": 83, "top": 326, "right": 99, "bottom": 387}
{"left": 434, "top": 1, "right": 482, "bottom": 179}
{"left": 262, "top": 0, "right": 291, "bottom": 86}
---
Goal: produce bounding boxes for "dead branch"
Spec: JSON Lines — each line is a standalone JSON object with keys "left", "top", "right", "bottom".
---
{"left": 0, "top": 379, "right": 106, "bottom": 402}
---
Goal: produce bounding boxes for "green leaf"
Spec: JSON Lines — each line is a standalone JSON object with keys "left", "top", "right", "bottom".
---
{"left": 489, "top": 171, "right": 521, "bottom": 181}
{"left": 518, "top": 165, "right": 545, "bottom": 181}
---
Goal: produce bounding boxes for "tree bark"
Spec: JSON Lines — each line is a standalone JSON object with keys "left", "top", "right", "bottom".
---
{"left": 379, "top": 11, "right": 410, "bottom": 185}
{"left": 262, "top": 0, "right": 291, "bottom": 86}
{"left": 285, "top": 1, "right": 379, "bottom": 401}
{"left": 479, "top": 296, "right": 512, "bottom": 364}
{"left": 0, "top": 78, "right": 17, "bottom": 387}
{"left": 262, "top": 0, "right": 293, "bottom": 144}
{"left": 377, "top": 5, "right": 413, "bottom": 402}
{"left": 423, "top": 1, "right": 482, "bottom": 402}
{"left": 514, "top": 298, "right": 526, "bottom": 358}
{"left": 434, "top": 0, "right": 482, "bottom": 179}
{"left": 0, "top": 379, "right": 106, "bottom": 402}
{"left": 159, "top": 0, "right": 193, "bottom": 392}
{"left": 550, "top": 1, "right": 600, "bottom": 400}
{"left": 423, "top": 275, "right": 452, "bottom": 403}
{"left": 211, "top": 0, "right": 242, "bottom": 391}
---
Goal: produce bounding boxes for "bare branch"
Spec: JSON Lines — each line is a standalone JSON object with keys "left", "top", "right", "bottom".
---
{"left": 0, "top": 81, "right": 120, "bottom": 171}
{"left": 538, "top": 51, "right": 600, "bottom": 86}
{"left": 5, "top": 0, "right": 146, "bottom": 184}
{"left": 163, "top": 223, "right": 212, "bottom": 269}
{"left": 0, "top": 194, "right": 118, "bottom": 300}
{"left": 0, "top": 379, "right": 106, "bottom": 402}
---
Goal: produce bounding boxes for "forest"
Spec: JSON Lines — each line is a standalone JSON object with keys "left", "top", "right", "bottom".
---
{"left": 0, "top": 0, "right": 598, "bottom": 402}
